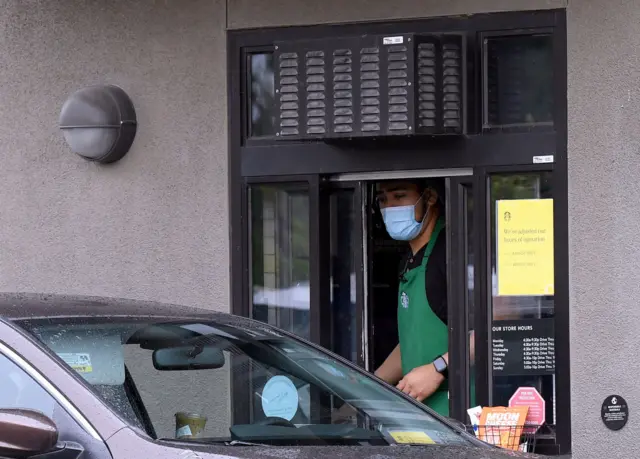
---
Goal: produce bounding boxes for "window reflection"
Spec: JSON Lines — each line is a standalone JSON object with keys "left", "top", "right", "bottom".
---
{"left": 485, "top": 35, "right": 553, "bottom": 127}
{"left": 250, "top": 53, "right": 277, "bottom": 137}
{"left": 250, "top": 185, "right": 310, "bottom": 340}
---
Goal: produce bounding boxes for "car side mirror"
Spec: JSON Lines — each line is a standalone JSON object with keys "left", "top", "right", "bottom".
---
{"left": 0, "top": 409, "right": 59, "bottom": 458}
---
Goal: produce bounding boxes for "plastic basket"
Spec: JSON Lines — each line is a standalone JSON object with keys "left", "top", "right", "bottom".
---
{"left": 466, "top": 424, "right": 546, "bottom": 453}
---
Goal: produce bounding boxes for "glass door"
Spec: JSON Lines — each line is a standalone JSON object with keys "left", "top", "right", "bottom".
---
{"left": 446, "top": 176, "right": 476, "bottom": 422}
{"left": 323, "top": 181, "right": 367, "bottom": 367}
{"left": 488, "top": 171, "right": 556, "bottom": 428}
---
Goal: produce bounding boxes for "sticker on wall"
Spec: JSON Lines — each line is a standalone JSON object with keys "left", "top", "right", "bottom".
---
{"left": 601, "top": 395, "right": 629, "bottom": 431}
{"left": 496, "top": 199, "right": 554, "bottom": 296}
{"left": 261, "top": 375, "right": 299, "bottom": 421}
{"left": 58, "top": 352, "right": 93, "bottom": 373}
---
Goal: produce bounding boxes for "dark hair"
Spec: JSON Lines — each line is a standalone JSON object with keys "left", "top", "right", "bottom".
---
{"left": 412, "top": 178, "right": 445, "bottom": 209}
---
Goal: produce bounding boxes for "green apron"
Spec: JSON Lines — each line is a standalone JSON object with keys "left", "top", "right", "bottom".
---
{"left": 398, "top": 216, "right": 449, "bottom": 416}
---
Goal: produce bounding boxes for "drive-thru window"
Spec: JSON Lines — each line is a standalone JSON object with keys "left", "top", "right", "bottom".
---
{"left": 228, "top": 8, "right": 568, "bottom": 455}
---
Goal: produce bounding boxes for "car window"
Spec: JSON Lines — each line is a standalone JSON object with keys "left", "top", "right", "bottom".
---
{"left": 18, "top": 318, "right": 474, "bottom": 447}
{"left": 0, "top": 351, "right": 113, "bottom": 459}
{"left": 0, "top": 352, "right": 57, "bottom": 416}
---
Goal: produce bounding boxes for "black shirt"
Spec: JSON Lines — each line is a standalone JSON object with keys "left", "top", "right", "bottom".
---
{"left": 397, "top": 230, "right": 448, "bottom": 325}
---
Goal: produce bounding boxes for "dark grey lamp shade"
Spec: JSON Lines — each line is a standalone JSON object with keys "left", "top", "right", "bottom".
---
{"left": 59, "top": 85, "right": 137, "bottom": 163}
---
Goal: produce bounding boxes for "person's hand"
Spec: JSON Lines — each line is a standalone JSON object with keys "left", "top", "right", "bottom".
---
{"left": 396, "top": 363, "right": 445, "bottom": 402}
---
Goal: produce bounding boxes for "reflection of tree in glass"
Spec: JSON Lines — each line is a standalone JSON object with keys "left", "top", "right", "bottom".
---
{"left": 251, "top": 186, "right": 310, "bottom": 290}
{"left": 251, "top": 54, "right": 276, "bottom": 136}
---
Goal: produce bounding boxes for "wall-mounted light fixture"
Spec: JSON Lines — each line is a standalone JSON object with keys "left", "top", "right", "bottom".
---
{"left": 59, "top": 85, "right": 137, "bottom": 164}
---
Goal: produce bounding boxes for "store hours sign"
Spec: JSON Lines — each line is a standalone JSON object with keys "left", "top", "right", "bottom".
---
{"left": 492, "top": 319, "right": 555, "bottom": 376}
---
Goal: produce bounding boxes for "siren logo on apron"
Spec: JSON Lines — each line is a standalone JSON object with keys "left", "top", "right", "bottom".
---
{"left": 401, "top": 291, "right": 409, "bottom": 309}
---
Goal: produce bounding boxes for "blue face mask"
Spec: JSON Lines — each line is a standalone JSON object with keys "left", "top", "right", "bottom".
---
{"left": 381, "top": 195, "right": 427, "bottom": 241}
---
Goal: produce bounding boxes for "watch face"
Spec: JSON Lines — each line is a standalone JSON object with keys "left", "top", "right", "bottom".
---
{"left": 434, "top": 357, "right": 447, "bottom": 373}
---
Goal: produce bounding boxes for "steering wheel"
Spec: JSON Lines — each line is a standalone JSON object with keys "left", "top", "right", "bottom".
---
{"left": 255, "top": 416, "right": 297, "bottom": 428}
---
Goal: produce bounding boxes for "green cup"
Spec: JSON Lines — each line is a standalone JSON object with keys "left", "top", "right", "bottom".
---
{"left": 175, "top": 412, "right": 207, "bottom": 439}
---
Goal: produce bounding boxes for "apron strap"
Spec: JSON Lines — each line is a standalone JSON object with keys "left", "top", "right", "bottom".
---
{"left": 421, "top": 216, "right": 445, "bottom": 266}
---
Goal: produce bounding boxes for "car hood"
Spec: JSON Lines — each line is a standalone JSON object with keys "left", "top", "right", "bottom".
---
{"left": 171, "top": 444, "right": 545, "bottom": 459}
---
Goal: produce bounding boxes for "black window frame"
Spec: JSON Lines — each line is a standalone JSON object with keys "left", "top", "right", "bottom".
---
{"left": 228, "top": 8, "right": 569, "bottom": 455}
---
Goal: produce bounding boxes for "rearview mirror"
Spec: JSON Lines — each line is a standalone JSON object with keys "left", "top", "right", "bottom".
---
{"left": 153, "top": 344, "right": 225, "bottom": 370}
{"left": 0, "top": 409, "right": 58, "bottom": 458}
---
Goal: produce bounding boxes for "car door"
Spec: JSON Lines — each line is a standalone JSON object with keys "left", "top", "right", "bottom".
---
{"left": 0, "top": 320, "right": 121, "bottom": 459}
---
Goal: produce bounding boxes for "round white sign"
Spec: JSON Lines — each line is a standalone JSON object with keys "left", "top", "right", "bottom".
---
{"left": 261, "top": 375, "right": 299, "bottom": 421}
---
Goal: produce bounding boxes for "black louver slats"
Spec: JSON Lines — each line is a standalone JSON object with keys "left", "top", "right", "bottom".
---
{"left": 277, "top": 52, "right": 300, "bottom": 137}
{"left": 274, "top": 33, "right": 465, "bottom": 140}
{"left": 387, "top": 44, "right": 411, "bottom": 133}
{"left": 442, "top": 38, "right": 462, "bottom": 132}
{"left": 305, "top": 51, "right": 326, "bottom": 135}
{"left": 360, "top": 46, "right": 381, "bottom": 133}
{"left": 417, "top": 40, "right": 437, "bottom": 130}
{"left": 333, "top": 49, "right": 354, "bottom": 134}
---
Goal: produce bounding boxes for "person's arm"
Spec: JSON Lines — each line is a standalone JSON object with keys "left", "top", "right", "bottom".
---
{"left": 436, "top": 330, "right": 476, "bottom": 371}
{"left": 374, "top": 344, "right": 403, "bottom": 385}
{"left": 396, "top": 332, "right": 476, "bottom": 402}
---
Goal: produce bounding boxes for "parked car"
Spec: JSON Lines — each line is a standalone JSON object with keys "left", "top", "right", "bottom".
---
{"left": 0, "top": 293, "right": 543, "bottom": 459}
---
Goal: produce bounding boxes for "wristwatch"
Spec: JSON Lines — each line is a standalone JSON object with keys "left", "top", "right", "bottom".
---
{"left": 433, "top": 356, "right": 448, "bottom": 379}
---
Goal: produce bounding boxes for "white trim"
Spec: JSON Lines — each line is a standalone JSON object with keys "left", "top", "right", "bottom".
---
{"left": 329, "top": 168, "right": 473, "bottom": 182}
{"left": 0, "top": 341, "right": 102, "bottom": 441}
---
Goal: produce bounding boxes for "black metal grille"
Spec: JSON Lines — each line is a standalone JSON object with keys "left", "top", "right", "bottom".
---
{"left": 360, "top": 46, "right": 381, "bottom": 133}
{"left": 417, "top": 40, "right": 437, "bottom": 130}
{"left": 442, "top": 38, "right": 462, "bottom": 131}
{"left": 387, "top": 43, "right": 411, "bottom": 133}
{"left": 274, "top": 33, "right": 465, "bottom": 140}
{"left": 305, "top": 50, "right": 326, "bottom": 135}
{"left": 333, "top": 49, "right": 354, "bottom": 134}
{"left": 277, "top": 51, "right": 300, "bottom": 137}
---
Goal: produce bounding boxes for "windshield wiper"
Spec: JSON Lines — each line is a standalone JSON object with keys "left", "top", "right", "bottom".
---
{"left": 226, "top": 440, "right": 273, "bottom": 447}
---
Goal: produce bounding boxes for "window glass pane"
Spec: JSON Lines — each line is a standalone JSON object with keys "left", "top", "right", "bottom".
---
{"left": 0, "top": 354, "right": 56, "bottom": 417}
{"left": 329, "top": 190, "right": 357, "bottom": 363}
{"left": 465, "top": 186, "right": 476, "bottom": 407}
{"left": 251, "top": 185, "right": 310, "bottom": 340}
{"left": 490, "top": 172, "right": 556, "bottom": 428}
{"left": 485, "top": 35, "right": 553, "bottom": 127}
{"left": 250, "top": 53, "right": 277, "bottom": 137}
{"left": 22, "top": 317, "right": 475, "bottom": 446}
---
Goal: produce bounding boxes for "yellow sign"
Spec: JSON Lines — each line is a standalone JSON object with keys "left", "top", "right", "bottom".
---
{"left": 389, "top": 431, "right": 436, "bottom": 444}
{"left": 496, "top": 199, "right": 554, "bottom": 296}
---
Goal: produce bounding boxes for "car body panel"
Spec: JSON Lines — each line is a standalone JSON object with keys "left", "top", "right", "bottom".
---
{"left": 107, "top": 427, "right": 542, "bottom": 459}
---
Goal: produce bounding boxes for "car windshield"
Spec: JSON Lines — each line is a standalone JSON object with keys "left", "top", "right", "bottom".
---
{"left": 15, "top": 316, "right": 474, "bottom": 447}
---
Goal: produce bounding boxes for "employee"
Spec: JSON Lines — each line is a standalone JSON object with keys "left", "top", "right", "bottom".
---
{"left": 374, "top": 178, "right": 474, "bottom": 417}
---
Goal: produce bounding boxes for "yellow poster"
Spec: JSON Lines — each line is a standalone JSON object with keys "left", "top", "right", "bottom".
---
{"left": 496, "top": 199, "right": 554, "bottom": 296}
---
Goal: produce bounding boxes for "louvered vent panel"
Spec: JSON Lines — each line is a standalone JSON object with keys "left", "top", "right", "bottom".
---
{"left": 442, "top": 39, "right": 462, "bottom": 131}
{"left": 332, "top": 49, "right": 354, "bottom": 134}
{"left": 273, "top": 33, "right": 465, "bottom": 139}
{"left": 305, "top": 50, "right": 326, "bottom": 135}
{"left": 278, "top": 52, "right": 300, "bottom": 137}
{"left": 360, "top": 46, "right": 381, "bottom": 133}
{"left": 417, "top": 41, "right": 437, "bottom": 130}
{"left": 386, "top": 44, "right": 410, "bottom": 132}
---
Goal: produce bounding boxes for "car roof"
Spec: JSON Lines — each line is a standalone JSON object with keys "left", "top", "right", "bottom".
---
{"left": 0, "top": 292, "right": 233, "bottom": 322}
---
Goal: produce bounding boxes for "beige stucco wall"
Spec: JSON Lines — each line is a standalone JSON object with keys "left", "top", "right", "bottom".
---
{"left": 228, "top": 0, "right": 566, "bottom": 28}
{"left": 567, "top": 1, "right": 640, "bottom": 458}
{"left": 0, "top": 0, "right": 228, "bottom": 310}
